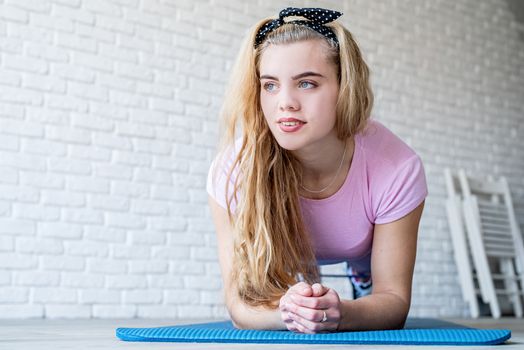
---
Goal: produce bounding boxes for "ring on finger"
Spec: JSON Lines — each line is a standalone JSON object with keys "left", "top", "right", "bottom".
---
{"left": 320, "top": 310, "right": 327, "bottom": 323}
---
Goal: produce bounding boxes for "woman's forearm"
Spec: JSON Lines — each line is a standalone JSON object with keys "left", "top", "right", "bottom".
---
{"left": 338, "top": 292, "right": 410, "bottom": 331}
{"left": 227, "top": 298, "right": 285, "bottom": 330}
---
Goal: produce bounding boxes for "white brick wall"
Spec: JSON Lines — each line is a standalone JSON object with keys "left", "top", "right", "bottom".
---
{"left": 0, "top": 0, "right": 522, "bottom": 319}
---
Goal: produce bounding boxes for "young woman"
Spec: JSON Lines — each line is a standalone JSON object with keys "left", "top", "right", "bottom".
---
{"left": 207, "top": 7, "right": 427, "bottom": 333}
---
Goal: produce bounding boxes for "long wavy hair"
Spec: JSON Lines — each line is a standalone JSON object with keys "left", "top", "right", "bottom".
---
{"left": 212, "top": 15, "right": 373, "bottom": 308}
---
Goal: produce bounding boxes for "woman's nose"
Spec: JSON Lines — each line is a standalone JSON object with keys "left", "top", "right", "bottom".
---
{"left": 278, "top": 87, "right": 300, "bottom": 111}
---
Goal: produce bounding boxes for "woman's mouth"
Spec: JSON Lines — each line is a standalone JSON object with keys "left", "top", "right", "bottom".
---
{"left": 278, "top": 120, "right": 306, "bottom": 133}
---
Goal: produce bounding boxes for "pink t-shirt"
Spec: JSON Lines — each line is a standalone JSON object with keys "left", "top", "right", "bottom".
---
{"left": 207, "top": 119, "right": 428, "bottom": 272}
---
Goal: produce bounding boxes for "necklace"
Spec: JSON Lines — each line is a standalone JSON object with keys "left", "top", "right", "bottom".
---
{"left": 300, "top": 140, "right": 348, "bottom": 194}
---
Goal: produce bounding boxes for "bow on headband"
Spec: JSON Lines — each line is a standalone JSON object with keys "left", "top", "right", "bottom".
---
{"left": 255, "top": 7, "right": 343, "bottom": 48}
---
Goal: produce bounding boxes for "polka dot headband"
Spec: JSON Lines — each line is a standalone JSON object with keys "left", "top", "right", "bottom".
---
{"left": 255, "top": 7, "right": 343, "bottom": 48}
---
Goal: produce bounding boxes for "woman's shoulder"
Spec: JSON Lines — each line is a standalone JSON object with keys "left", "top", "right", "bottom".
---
{"left": 356, "top": 119, "right": 420, "bottom": 169}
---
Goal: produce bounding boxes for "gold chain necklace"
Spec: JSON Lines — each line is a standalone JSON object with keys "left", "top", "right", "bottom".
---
{"left": 300, "top": 141, "right": 347, "bottom": 194}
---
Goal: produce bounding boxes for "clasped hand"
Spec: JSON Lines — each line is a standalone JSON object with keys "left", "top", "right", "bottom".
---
{"left": 279, "top": 281, "right": 341, "bottom": 333}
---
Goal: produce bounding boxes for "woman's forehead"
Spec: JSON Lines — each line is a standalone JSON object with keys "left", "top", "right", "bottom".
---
{"left": 259, "top": 40, "right": 335, "bottom": 77}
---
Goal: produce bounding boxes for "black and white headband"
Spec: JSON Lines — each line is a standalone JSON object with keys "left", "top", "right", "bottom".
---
{"left": 254, "top": 7, "right": 343, "bottom": 48}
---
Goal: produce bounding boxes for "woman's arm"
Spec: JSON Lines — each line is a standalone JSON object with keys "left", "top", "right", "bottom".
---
{"left": 208, "top": 195, "right": 285, "bottom": 330}
{"left": 285, "top": 201, "right": 425, "bottom": 332}
{"left": 338, "top": 200, "right": 425, "bottom": 330}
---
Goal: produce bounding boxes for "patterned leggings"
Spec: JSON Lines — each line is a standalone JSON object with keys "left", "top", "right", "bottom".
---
{"left": 347, "top": 263, "right": 372, "bottom": 299}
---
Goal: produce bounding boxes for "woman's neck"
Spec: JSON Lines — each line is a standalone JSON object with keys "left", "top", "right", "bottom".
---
{"left": 295, "top": 136, "right": 355, "bottom": 199}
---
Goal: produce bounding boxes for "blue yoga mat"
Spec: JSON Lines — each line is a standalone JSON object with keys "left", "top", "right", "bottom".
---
{"left": 116, "top": 318, "right": 511, "bottom": 345}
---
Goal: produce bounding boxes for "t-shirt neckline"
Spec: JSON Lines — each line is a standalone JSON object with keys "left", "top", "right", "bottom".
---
{"left": 299, "top": 134, "right": 361, "bottom": 203}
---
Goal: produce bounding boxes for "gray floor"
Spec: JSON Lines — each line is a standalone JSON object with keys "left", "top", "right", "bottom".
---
{"left": 0, "top": 318, "right": 523, "bottom": 350}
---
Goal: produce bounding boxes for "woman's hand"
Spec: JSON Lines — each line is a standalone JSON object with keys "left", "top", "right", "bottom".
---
{"left": 279, "top": 282, "right": 342, "bottom": 333}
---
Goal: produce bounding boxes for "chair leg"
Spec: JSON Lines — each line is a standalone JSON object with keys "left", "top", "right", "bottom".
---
{"left": 501, "top": 258, "right": 523, "bottom": 317}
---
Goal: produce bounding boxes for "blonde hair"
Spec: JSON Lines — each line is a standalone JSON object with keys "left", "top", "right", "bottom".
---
{"left": 213, "top": 16, "right": 373, "bottom": 308}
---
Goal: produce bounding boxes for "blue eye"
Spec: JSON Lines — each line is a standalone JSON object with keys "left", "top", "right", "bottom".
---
{"left": 299, "top": 81, "right": 316, "bottom": 89}
{"left": 263, "top": 82, "right": 277, "bottom": 92}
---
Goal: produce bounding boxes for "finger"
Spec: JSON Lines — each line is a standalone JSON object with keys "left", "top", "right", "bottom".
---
{"left": 292, "top": 320, "right": 315, "bottom": 334}
{"left": 311, "top": 283, "right": 329, "bottom": 297}
{"left": 290, "top": 282, "right": 313, "bottom": 297}
{"left": 286, "top": 301, "right": 326, "bottom": 323}
{"left": 289, "top": 293, "right": 327, "bottom": 309}
{"left": 289, "top": 313, "right": 324, "bottom": 334}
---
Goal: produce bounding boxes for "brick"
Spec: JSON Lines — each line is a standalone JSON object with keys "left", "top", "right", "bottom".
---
{"left": 65, "top": 175, "right": 110, "bottom": 194}
{"left": 0, "top": 184, "right": 39, "bottom": 203}
{"left": 0, "top": 305, "right": 43, "bottom": 319}
{"left": 150, "top": 183, "right": 188, "bottom": 201}
{"left": 4, "top": 54, "right": 48, "bottom": 74}
{"left": 52, "top": 63, "right": 95, "bottom": 83}
{"left": 72, "top": 51, "right": 114, "bottom": 72}
{"left": 0, "top": 166, "right": 18, "bottom": 183}
{"left": 114, "top": 150, "right": 151, "bottom": 167}
{"left": 41, "top": 255, "right": 85, "bottom": 271}
{"left": 62, "top": 208, "right": 104, "bottom": 225}
{"left": 33, "top": 288, "right": 78, "bottom": 304}
{"left": 22, "top": 139, "right": 67, "bottom": 157}
{"left": 106, "top": 275, "right": 147, "bottom": 289}
{"left": 177, "top": 305, "right": 213, "bottom": 319}
{"left": 69, "top": 145, "right": 112, "bottom": 161}
{"left": 89, "top": 195, "right": 129, "bottom": 212}
{"left": 14, "top": 271, "right": 60, "bottom": 286}
{"left": 115, "top": 62, "right": 154, "bottom": 81}
{"left": 39, "top": 222, "right": 83, "bottom": 239}
{"left": 133, "top": 139, "right": 172, "bottom": 155}
{"left": 149, "top": 217, "right": 186, "bottom": 231}
{"left": 87, "top": 258, "right": 127, "bottom": 274}
{"left": 0, "top": 272, "right": 11, "bottom": 285}
{"left": 46, "top": 125, "right": 91, "bottom": 144}
{"left": 23, "top": 73, "right": 66, "bottom": 93}
{"left": 93, "top": 305, "right": 136, "bottom": 318}
{"left": 85, "top": 226, "right": 126, "bottom": 242}
{"left": 130, "top": 199, "right": 168, "bottom": 215}
{"left": 148, "top": 275, "right": 184, "bottom": 289}
{"left": 0, "top": 102, "right": 24, "bottom": 119}
{"left": 0, "top": 253, "right": 38, "bottom": 269}
{"left": 61, "top": 273, "right": 104, "bottom": 289}
{"left": 153, "top": 155, "right": 189, "bottom": 173}
{"left": 65, "top": 241, "right": 109, "bottom": 257}
{"left": 75, "top": 23, "right": 116, "bottom": 43}
{"left": 128, "top": 260, "right": 168, "bottom": 274}
{"left": 137, "top": 305, "right": 177, "bottom": 318}
{"left": 111, "top": 181, "right": 149, "bottom": 198}
{"left": 124, "top": 289, "right": 162, "bottom": 304}
{"left": 41, "top": 189, "right": 85, "bottom": 207}
{"left": 93, "top": 163, "right": 133, "bottom": 180}
{"left": 79, "top": 289, "right": 120, "bottom": 304}
{"left": 0, "top": 4, "right": 28, "bottom": 23}
{"left": 128, "top": 230, "right": 165, "bottom": 245}
{"left": 68, "top": 82, "right": 108, "bottom": 102}
{"left": 0, "top": 287, "right": 28, "bottom": 303}
{"left": 0, "top": 219, "right": 35, "bottom": 236}
{"left": 0, "top": 85, "right": 44, "bottom": 105}
{"left": 0, "top": 235, "right": 14, "bottom": 251}
{"left": 45, "top": 304, "right": 91, "bottom": 319}
{"left": 16, "top": 237, "right": 63, "bottom": 255}
{"left": 53, "top": 4, "right": 94, "bottom": 24}
{"left": 14, "top": 203, "right": 61, "bottom": 221}
{"left": 106, "top": 212, "right": 145, "bottom": 229}
{"left": 152, "top": 247, "right": 189, "bottom": 260}
{"left": 134, "top": 168, "right": 171, "bottom": 185}
{"left": 30, "top": 13, "right": 73, "bottom": 32}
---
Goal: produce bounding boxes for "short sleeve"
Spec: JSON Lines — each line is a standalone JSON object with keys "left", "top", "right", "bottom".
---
{"left": 206, "top": 145, "right": 240, "bottom": 213}
{"left": 374, "top": 155, "right": 428, "bottom": 224}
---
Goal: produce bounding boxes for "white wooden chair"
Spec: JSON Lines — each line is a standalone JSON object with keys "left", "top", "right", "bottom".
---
{"left": 444, "top": 168, "right": 480, "bottom": 318}
{"left": 458, "top": 169, "right": 524, "bottom": 318}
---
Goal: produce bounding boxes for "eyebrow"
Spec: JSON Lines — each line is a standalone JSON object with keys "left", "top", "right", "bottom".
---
{"left": 259, "top": 71, "right": 325, "bottom": 81}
